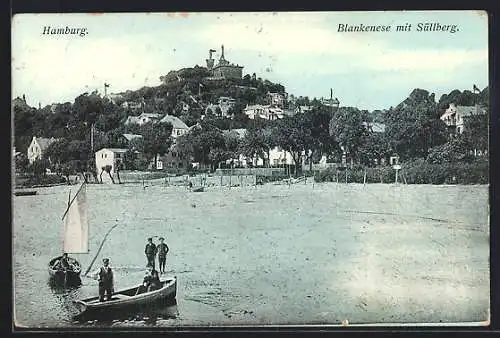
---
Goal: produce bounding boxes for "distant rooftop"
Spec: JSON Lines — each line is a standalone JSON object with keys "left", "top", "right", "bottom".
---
{"left": 160, "top": 114, "right": 189, "bottom": 130}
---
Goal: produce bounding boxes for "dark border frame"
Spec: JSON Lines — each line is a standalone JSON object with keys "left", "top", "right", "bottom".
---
{"left": 8, "top": 0, "right": 500, "bottom": 336}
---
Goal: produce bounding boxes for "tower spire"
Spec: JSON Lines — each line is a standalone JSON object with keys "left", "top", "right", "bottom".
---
{"left": 221, "top": 44, "right": 225, "bottom": 60}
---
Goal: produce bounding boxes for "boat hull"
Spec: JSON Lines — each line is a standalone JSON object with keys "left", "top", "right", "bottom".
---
{"left": 14, "top": 190, "right": 37, "bottom": 196}
{"left": 48, "top": 256, "right": 82, "bottom": 286}
{"left": 73, "top": 277, "right": 177, "bottom": 318}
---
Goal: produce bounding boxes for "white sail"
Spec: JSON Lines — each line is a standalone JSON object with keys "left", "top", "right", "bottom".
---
{"left": 62, "top": 183, "right": 89, "bottom": 253}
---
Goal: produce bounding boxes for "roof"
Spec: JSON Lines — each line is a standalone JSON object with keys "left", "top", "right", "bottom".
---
{"left": 124, "top": 116, "right": 141, "bottom": 124}
{"left": 444, "top": 103, "right": 487, "bottom": 118}
{"left": 159, "top": 115, "right": 189, "bottom": 130}
{"left": 33, "top": 137, "right": 58, "bottom": 151}
{"left": 456, "top": 105, "right": 487, "bottom": 117}
{"left": 96, "top": 148, "right": 128, "bottom": 154}
{"left": 223, "top": 128, "right": 247, "bottom": 139}
{"left": 244, "top": 104, "right": 269, "bottom": 111}
{"left": 122, "top": 133, "right": 143, "bottom": 141}
{"left": 362, "top": 122, "right": 386, "bottom": 133}
{"left": 139, "top": 113, "right": 162, "bottom": 119}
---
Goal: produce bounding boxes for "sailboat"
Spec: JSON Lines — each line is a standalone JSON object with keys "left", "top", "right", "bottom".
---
{"left": 47, "top": 182, "right": 88, "bottom": 286}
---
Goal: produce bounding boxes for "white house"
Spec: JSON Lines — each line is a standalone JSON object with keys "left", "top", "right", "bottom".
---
{"left": 251, "top": 146, "right": 295, "bottom": 167}
{"left": 294, "top": 105, "right": 314, "bottom": 114}
{"left": 159, "top": 114, "right": 189, "bottom": 139}
{"left": 124, "top": 113, "right": 163, "bottom": 126}
{"left": 440, "top": 103, "right": 487, "bottom": 134}
{"left": 95, "top": 148, "right": 128, "bottom": 183}
{"left": 27, "top": 136, "right": 58, "bottom": 164}
{"left": 267, "top": 92, "right": 286, "bottom": 107}
{"left": 218, "top": 96, "right": 236, "bottom": 115}
{"left": 243, "top": 104, "right": 284, "bottom": 120}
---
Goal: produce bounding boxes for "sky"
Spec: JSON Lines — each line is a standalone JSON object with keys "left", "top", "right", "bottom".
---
{"left": 12, "top": 11, "right": 488, "bottom": 111}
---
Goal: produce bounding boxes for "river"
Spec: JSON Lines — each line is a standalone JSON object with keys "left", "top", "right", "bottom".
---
{"left": 13, "top": 182, "right": 490, "bottom": 327}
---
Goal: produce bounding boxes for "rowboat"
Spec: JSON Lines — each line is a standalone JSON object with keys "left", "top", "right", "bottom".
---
{"left": 73, "top": 277, "right": 177, "bottom": 318}
{"left": 192, "top": 186, "right": 204, "bottom": 192}
{"left": 48, "top": 256, "right": 82, "bottom": 285}
{"left": 14, "top": 190, "right": 37, "bottom": 196}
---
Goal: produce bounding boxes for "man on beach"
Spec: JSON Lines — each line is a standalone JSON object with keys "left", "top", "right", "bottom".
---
{"left": 145, "top": 237, "right": 157, "bottom": 269}
{"left": 157, "top": 237, "right": 169, "bottom": 274}
{"left": 91, "top": 258, "right": 114, "bottom": 302}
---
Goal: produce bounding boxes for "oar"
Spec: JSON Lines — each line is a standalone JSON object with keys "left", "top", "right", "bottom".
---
{"left": 83, "top": 222, "right": 119, "bottom": 276}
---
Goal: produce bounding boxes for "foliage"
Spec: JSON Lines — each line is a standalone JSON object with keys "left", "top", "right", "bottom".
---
{"left": 139, "top": 121, "right": 173, "bottom": 163}
{"left": 301, "top": 107, "right": 340, "bottom": 170}
{"left": 462, "top": 113, "right": 488, "bottom": 153}
{"left": 385, "top": 89, "right": 448, "bottom": 160}
{"left": 426, "top": 136, "right": 472, "bottom": 164}
{"left": 329, "top": 106, "right": 369, "bottom": 164}
{"left": 25, "top": 159, "right": 50, "bottom": 177}
{"left": 313, "top": 159, "right": 488, "bottom": 185}
{"left": 15, "top": 153, "right": 29, "bottom": 172}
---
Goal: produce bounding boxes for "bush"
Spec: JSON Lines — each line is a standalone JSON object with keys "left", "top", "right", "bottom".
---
{"left": 313, "top": 159, "right": 489, "bottom": 185}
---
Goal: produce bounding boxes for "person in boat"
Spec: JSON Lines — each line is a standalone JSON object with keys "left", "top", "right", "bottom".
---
{"left": 135, "top": 264, "right": 161, "bottom": 295}
{"left": 144, "top": 237, "right": 157, "bottom": 269}
{"left": 91, "top": 258, "right": 114, "bottom": 302}
{"left": 157, "top": 237, "right": 169, "bottom": 274}
{"left": 54, "top": 253, "right": 71, "bottom": 272}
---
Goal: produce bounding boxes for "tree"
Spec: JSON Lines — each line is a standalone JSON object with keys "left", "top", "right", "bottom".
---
{"left": 103, "top": 165, "right": 115, "bottom": 184}
{"left": 385, "top": 89, "right": 448, "bottom": 161}
{"left": 274, "top": 115, "right": 311, "bottom": 176}
{"left": 115, "top": 159, "right": 123, "bottom": 184}
{"left": 26, "top": 159, "right": 49, "bottom": 178}
{"left": 426, "top": 135, "right": 472, "bottom": 164}
{"left": 462, "top": 112, "right": 488, "bottom": 155}
{"left": 123, "top": 150, "right": 137, "bottom": 170}
{"left": 329, "top": 107, "right": 369, "bottom": 166}
{"left": 140, "top": 121, "right": 173, "bottom": 166}
{"left": 301, "top": 107, "right": 340, "bottom": 171}
{"left": 15, "top": 153, "right": 29, "bottom": 172}
{"left": 240, "top": 129, "right": 268, "bottom": 167}
{"left": 358, "top": 132, "right": 391, "bottom": 167}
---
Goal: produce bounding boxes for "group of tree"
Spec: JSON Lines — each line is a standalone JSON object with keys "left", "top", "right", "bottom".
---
{"left": 13, "top": 60, "right": 489, "bottom": 180}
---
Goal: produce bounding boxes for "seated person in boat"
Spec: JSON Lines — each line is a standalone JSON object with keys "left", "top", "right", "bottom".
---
{"left": 135, "top": 264, "right": 161, "bottom": 295}
{"left": 55, "top": 253, "right": 71, "bottom": 271}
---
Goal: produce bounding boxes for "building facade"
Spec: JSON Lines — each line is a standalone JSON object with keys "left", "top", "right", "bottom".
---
{"left": 124, "top": 113, "right": 163, "bottom": 126}
{"left": 243, "top": 104, "right": 284, "bottom": 120}
{"left": 440, "top": 103, "right": 487, "bottom": 134}
{"left": 159, "top": 114, "right": 189, "bottom": 139}
{"left": 27, "top": 136, "right": 58, "bottom": 164}
{"left": 95, "top": 148, "right": 128, "bottom": 183}
{"left": 206, "top": 45, "right": 243, "bottom": 80}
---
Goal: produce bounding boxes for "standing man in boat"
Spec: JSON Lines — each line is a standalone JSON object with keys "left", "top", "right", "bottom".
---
{"left": 157, "top": 237, "right": 169, "bottom": 274}
{"left": 144, "top": 237, "right": 157, "bottom": 269}
{"left": 91, "top": 258, "right": 114, "bottom": 302}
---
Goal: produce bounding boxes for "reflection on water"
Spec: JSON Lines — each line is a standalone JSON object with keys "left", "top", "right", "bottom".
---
{"left": 48, "top": 276, "right": 82, "bottom": 290}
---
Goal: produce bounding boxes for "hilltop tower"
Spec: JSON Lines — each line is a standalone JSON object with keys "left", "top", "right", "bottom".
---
{"left": 209, "top": 44, "right": 243, "bottom": 80}
{"left": 206, "top": 49, "right": 216, "bottom": 70}
{"left": 218, "top": 45, "right": 229, "bottom": 66}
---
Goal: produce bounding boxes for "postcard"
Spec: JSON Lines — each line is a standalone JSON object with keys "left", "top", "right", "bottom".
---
{"left": 11, "top": 11, "right": 489, "bottom": 328}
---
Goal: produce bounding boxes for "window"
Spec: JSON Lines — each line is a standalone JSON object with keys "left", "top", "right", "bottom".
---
{"left": 102, "top": 154, "right": 104, "bottom": 159}
{"left": 105, "top": 154, "right": 107, "bottom": 158}
{"left": 116, "top": 153, "right": 121, "bottom": 159}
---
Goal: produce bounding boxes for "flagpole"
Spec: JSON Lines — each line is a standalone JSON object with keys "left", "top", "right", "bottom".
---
{"left": 61, "top": 182, "right": 86, "bottom": 220}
